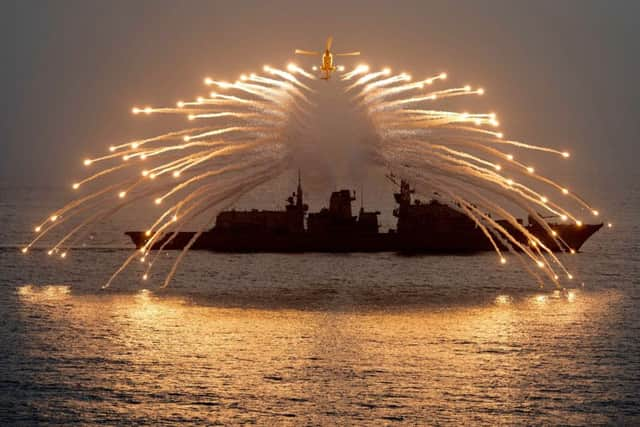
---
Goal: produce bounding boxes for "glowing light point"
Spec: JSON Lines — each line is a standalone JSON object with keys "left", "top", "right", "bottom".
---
{"left": 495, "top": 295, "right": 509, "bottom": 304}
{"left": 537, "top": 261, "right": 545, "bottom": 268}
{"left": 183, "top": 136, "right": 191, "bottom": 142}
{"left": 506, "top": 179, "right": 514, "bottom": 186}
{"left": 196, "top": 96, "right": 204, "bottom": 104}
{"left": 145, "top": 230, "right": 151, "bottom": 237}
{"left": 463, "top": 85, "right": 471, "bottom": 92}
{"left": 132, "top": 107, "right": 140, "bottom": 114}
{"left": 34, "top": 226, "right": 41, "bottom": 232}
{"left": 142, "top": 274, "right": 148, "bottom": 281}
{"left": 61, "top": 252, "right": 67, "bottom": 259}
{"left": 204, "top": 77, "right": 213, "bottom": 85}
{"left": 592, "top": 210, "right": 599, "bottom": 216}
{"left": 287, "top": 63, "right": 296, "bottom": 72}
{"left": 560, "top": 215, "right": 568, "bottom": 221}
{"left": 568, "top": 274, "right": 574, "bottom": 280}
{"left": 506, "top": 154, "right": 513, "bottom": 160}
{"left": 607, "top": 222, "right": 613, "bottom": 228}
{"left": 337, "top": 65, "right": 345, "bottom": 72}
{"left": 263, "top": 65, "right": 271, "bottom": 72}
{"left": 83, "top": 159, "right": 92, "bottom": 166}
{"left": 495, "top": 164, "right": 502, "bottom": 171}
{"left": 131, "top": 142, "right": 139, "bottom": 149}
{"left": 562, "top": 151, "right": 570, "bottom": 158}
{"left": 72, "top": 183, "right": 80, "bottom": 190}
{"left": 21, "top": 247, "right": 28, "bottom": 254}
{"left": 527, "top": 166, "right": 535, "bottom": 174}
{"left": 477, "top": 88, "right": 485, "bottom": 95}
{"left": 172, "top": 171, "right": 181, "bottom": 178}
{"left": 576, "top": 220, "right": 583, "bottom": 227}
{"left": 155, "top": 198, "right": 162, "bottom": 205}
{"left": 570, "top": 249, "right": 576, "bottom": 254}
{"left": 382, "top": 68, "right": 391, "bottom": 75}
{"left": 144, "top": 107, "right": 152, "bottom": 114}
{"left": 551, "top": 230, "right": 558, "bottom": 236}
{"left": 177, "top": 101, "right": 185, "bottom": 108}
{"left": 173, "top": 215, "right": 178, "bottom": 222}
{"left": 439, "top": 72, "right": 447, "bottom": 79}
{"left": 540, "top": 196, "right": 548, "bottom": 203}
{"left": 47, "top": 250, "right": 53, "bottom": 256}
{"left": 50, "top": 215, "right": 59, "bottom": 222}
{"left": 567, "top": 291, "right": 576, "bottom": 302}
{"left": 500, "top": 257, "right": 507, "bottom": 264}
{"left": 312, "top": 66, "right": 318, "bottom": 71}
{"left": 118, "top": 191, "right": 127, "bottom": 199}
{"left": 109, "top": 146, "right": 116, "bottom": 152}
{"left": 496, "top": 132, "right": 504, "bottom": 139}
{"left": 188, "top": 114, "right": 196, "bottom": 121}
{"left": 562, "top": 188, "right": 569, "bottom": 195}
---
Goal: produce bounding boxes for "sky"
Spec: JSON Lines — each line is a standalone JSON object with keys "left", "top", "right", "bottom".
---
{"left": 2, "top": 0, "right": 639, "bottom": 204}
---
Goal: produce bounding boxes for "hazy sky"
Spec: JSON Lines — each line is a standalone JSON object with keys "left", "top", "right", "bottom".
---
{"left": 2, "top": 0, "right": 639, "bottom": 201}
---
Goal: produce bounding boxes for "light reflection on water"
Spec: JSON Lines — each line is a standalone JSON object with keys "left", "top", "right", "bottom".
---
{"left": 4, "top": 280, "right": 637, "bottom": 425}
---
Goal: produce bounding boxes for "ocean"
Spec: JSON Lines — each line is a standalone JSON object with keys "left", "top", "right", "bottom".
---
{"left": 1, "top": 183, "right": 638, "bottom": 424}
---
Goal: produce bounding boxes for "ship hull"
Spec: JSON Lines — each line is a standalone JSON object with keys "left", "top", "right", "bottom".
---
{"left": 126, "top": 223, "right": 602, "bottom": 253}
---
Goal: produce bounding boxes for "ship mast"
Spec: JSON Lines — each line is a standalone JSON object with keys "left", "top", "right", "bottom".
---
{"left": 296, "top": 169, "right": 303, "bottom": 207}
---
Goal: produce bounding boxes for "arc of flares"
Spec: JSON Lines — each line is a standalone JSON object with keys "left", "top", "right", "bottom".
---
{"left": 24, "top": 64, "right": 314, "bottom": 288}
{"left": 23, "top": 61, "right": 605, "bottom": 290}
{"left": 346, "top": 65, "right": 605, "bottom": 286}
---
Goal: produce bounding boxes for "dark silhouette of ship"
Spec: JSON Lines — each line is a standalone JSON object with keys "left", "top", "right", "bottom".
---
{"left": 126, "top": 174, "right": 602, "bottom": 253}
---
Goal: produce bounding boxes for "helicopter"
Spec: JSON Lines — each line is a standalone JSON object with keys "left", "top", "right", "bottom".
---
{"left": 295, "top": 36, "right": 360, "bottom": 80}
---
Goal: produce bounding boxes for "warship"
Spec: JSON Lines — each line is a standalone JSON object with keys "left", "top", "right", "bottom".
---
{"left": 126, "top": 175, "right": 602, "bottom": 253}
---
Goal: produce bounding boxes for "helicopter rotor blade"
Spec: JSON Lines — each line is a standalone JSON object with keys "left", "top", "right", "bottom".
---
{"left": 335, "top": 52, "right": 361, "bottom": 56}
{"left": 326, "top": 36, "right": 333, "bottom": 51}
{"left": 295, "top": 49, "right": 321, "bottom": 56}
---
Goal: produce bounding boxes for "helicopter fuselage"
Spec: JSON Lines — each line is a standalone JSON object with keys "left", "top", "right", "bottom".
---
{"left": 320, "top": 50, "right": 336, "bottom": 79}
{"left": 321, "top": 50, "right": 335, "bottom": 72}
